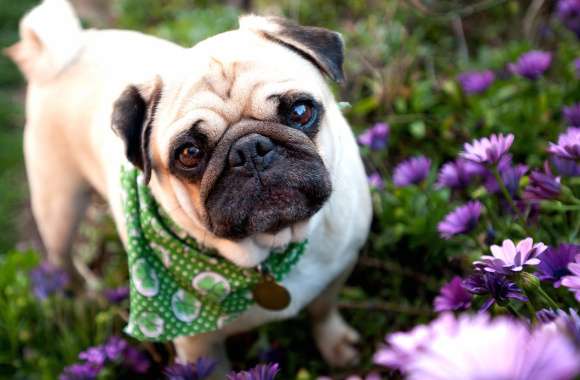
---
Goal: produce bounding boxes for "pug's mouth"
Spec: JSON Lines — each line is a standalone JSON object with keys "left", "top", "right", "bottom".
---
{"left": 205, "top": 163, "right": 331, "bottom": 239}
{"left": 200, "top": 121, "right": 332, "bottom": 241}
{"left": 253, "top": 221, "right": 310, "bottom": 249}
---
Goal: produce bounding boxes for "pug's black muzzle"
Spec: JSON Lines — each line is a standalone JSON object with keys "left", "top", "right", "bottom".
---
{"left": 200, "top": 121, "right": 332, "bottom": 239}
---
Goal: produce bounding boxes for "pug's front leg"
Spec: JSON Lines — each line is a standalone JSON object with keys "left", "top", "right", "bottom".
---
{"left": 173, "top": 331, "right": 230, "bottom": 379}
{"left": 308, "top": 260, "right": 361, "bottom": 368}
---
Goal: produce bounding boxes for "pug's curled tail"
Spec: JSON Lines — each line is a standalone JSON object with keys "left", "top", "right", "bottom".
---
{"left": 4, "top": 0, "right": 82, "bottom": 83}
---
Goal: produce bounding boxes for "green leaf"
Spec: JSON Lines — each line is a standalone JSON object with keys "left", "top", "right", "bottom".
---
{"left": 409, "top": 120, "right": 426, "bottom": 139}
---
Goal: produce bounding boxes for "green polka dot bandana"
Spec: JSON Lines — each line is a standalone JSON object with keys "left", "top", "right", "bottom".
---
{"left": 120, "top": 166, "right": 307, "bottom": 342}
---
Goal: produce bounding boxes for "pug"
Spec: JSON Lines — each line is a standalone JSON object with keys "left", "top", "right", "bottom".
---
{"left": 7, "top": 0, "right": 372, "bottom": 375}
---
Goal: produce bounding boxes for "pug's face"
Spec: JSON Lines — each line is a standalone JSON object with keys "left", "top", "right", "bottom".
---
{"left": 112, "top": 16, "right": 344, "bottom": 244}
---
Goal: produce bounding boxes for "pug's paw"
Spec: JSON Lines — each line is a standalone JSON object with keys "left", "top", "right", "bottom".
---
{"left": 313, "top": 311, "right": 361, "bottom": 368}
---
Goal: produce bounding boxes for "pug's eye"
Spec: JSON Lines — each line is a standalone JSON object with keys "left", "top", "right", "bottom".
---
{"left": 177, "top": 144, "right": 203, "bottom": 168}
{"left": 287, "top": 100, "right": 318, "bottom": 130}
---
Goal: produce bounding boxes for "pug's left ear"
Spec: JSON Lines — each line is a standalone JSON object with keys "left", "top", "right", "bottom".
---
{"left": 111, "top": 77, "right": 162, "bottom": 184}
{"left": 239, "top": 15, "right": 345, "bottom": 83}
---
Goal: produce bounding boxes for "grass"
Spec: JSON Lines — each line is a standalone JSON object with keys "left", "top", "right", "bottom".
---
{"left": 0, "top": 0, "right": 35, "bottom": 252}
{"left": 0, "top": 86, "right": 26, "bottom": 252}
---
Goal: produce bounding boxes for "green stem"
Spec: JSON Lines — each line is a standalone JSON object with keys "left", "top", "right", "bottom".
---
{"left": 491, "top": 167, "right": 518, "bottom": 214}
{"left": 505, "top": 303, "right": 524, "bottom": 319}
{"left": 541, "top": 203, "right": 580, "bottom": 212}
{"left": 569, "top": 211, "right": 580, "bottom": 242}
{"left": 483, "top": 198, "right": 501, "bottom": 231}
{"left": 536, "top": 286, "right": 560, "bottom": 310}
{"left": 523, "top": 295, "right": 538, "bottom": 322}
{"left": 491, "top": 167, "right": 531, "bottom": 235}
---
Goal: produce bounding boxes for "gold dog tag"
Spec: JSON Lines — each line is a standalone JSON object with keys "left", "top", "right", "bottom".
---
{"left": 252, "top": 274, "right": 291, "bottom": 311}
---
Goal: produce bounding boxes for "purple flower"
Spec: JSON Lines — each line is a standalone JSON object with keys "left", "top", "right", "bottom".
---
{"left": 474, "top": 237, "right": 547, "bottom": 274}
{"left": 124, "top": 346, "right": 150, "bottom": 374}
{"left": 227, "top": 363, "right": 280, "bottom": 380}
{"left": 29, "top": 261, "right": 69, "bottom": 299}
{"left": 557, "top": 0, "right": 580, "bottom": 37}
{"left": 541, "top": 309, "right": 580, "bottom": 348}
{"left": 367, "top": 172, "right": 384, "bottom": 190}
{"left": 165, "top": 363, "right": 198, "bottom": 380}
{"left": 548, "top": 127, "right": 580, "bottom": 160}
{"left": 537, "top": 244, "right": 580, "bottom": 287}
{"left": 484, "top": 162, "right": 528, "bottom": 196}
{"left": 523, "top": 169, "right": 561, "bottom": 201}
{"left": 164, "top": 358, "right": 215, "bottom": 380}
{"left": 461, "top": 133, "right": 514, "bottom": 166}
{"left": 258, "top": 344, "right": 284, "bottom": 365}
{"left": 103, "top": 336, "right": 128, "bottom": 361}
{"left": 437, "top": 201, "right": 482, "bottom": 239}
{"left": 537, "top": 308, "right": 559, "bottom": 323}
{"left": 194, "top": 357, "right": 218, "bottom": 379}
{"left": 358, "top": 122, "right": 390, "bottom": 150}
{"left": 393, "top": 156, "right": 431, "bottom": 187}
{"left": 457, "top": 70, "right": 495, "bottom": 94}
{"left": 562, "top": 254, "right": 580, "bottom": 301}
{"left": 575, "top": 58, "right": 580, "bottom": 77}
{"left": 390, "top": 314, "right": 580, "bottom": 380}
{"left": 557, "top": 309, "right": 580, "bottom": 348}
{"left": 433, "top": 276, "right": 472, "bottom": 312}
{"left": 103, "top": 286, "right": 129, "bottom": 304}
{"left": 436, "top": 159, "right": 484, "bottom": 189}
{"left": 67, "top": 339, "right": 149, "bottom": 377}
{"left": 78, "top": 347, "right": 106, "bottom": 367}
{"left": 515, "top": 199, "right": 541, "bottom": 224}
{"left": 463, "top": 271, "right": 528, "bottom": 311}
{"left": 552, "top": 157, "right": 580, "bottom": 176}
{"left": 164, "top": 358, "right": 216, "bottom": 380}
{"left": 509, "top": 50, "right": 552, "bottom": 80}
{"left": 563, "top": 103, "right": 580, "bottom": 127}
{"left": 59, "top": 363, "right": 101, "bottom": 380}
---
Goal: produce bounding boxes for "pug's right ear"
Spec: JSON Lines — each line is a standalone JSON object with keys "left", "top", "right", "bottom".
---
{"left": 111, "top": 77, "right": 162, "bottom": 184}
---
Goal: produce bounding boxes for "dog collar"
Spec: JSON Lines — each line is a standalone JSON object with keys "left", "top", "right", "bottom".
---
{"left": 120, "top": 166, "right": 307, "bottom": 341}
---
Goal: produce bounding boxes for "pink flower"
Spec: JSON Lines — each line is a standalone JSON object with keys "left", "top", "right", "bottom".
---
{"left": 404, "top": 314, "right": 580, "bottom": 380}
{"left": 373, "top": 314, "right": 456, "bottom": 370}
{"left": 548, "top": 127, "right": 580, "bottom": 160}
{"left": 474, "top": 238, "right": 547, "bottom": 273}
{"left": 561, "top": 254, "right": 580, "bottom": 301}
{"left": 461, "top": 134, "right": 514, "bottom": 166}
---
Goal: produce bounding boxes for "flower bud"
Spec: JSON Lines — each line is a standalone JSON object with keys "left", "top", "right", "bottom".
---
{"left": 519, "top": 272, "right": 541, "bottom": 293}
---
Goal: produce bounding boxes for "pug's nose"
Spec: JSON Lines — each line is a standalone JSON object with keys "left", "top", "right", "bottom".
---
{"left": 228, "top": 134, "right": 276, "bottom": 172}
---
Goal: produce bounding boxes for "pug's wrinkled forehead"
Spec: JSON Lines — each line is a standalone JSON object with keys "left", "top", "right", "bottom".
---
{"left": 112, "top": 15, "right": 343, "bottom": 241}
{"left": 153, "top": 15, "right": 343, "bottom": 148}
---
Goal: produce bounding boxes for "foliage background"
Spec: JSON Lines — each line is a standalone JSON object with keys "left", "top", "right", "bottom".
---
{"left": 0, "top": 0, "right": 578, "bottom": 379}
